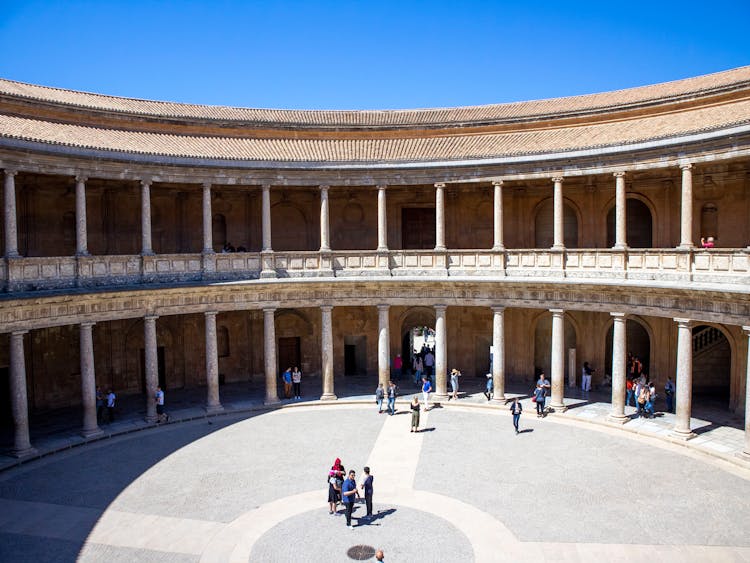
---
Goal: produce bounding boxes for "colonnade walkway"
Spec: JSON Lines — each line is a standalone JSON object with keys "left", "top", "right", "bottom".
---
{"left": 1, "top": 375, "right": 746, "bottom": 472}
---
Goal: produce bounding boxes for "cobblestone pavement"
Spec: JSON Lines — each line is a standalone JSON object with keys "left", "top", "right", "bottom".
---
{"left": 0, "top": 396, "right": 748, "bottom": 562}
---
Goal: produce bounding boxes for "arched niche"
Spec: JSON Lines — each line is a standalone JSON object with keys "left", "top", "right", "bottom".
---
{"left": 534, "top": 198, "right": 579, "bottom": 248}
{"left": 605, "top": 197, "right": 654, "bottom": 248}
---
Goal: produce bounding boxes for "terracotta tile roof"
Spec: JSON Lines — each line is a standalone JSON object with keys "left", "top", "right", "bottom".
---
{"left": 1, "top": 67, "right": 749, "bottom": 127}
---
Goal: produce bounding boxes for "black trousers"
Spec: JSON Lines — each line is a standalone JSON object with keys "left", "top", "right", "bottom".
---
{"left": 293, "top": 382, "right": 301, "bottom": 397}
{"left": 365, "top": 493, "right": 373, "bottom": 516}
{"left": 345, "top": 502, "right": 355, "bottom": 526}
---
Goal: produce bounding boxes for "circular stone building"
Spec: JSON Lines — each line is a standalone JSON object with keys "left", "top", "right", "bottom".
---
{"left": 0, "top": 68, "right": 749, "bottom": 459}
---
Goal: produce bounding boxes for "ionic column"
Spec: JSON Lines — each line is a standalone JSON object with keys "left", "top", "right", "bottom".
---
{"left": 202, "top": 182, "right": 214, "bottom": 253}
{"left": 263, "top": 308, "right": 280, "bottom": 404}
{"left": 671, "top": 318, "right": 695, "bottom": 439}
{"left": 608, "top": 313, "right": 628, "bottom": 423}
{"left": 377, "top": 304, "right": 390, "bottom": 388}
{"left": 144, "top": 315, "right": 159, "bottom": 422}
{"left": 261, "top": 184, "right": 272, "bottom": 252}
{"left": 75, "top": 175, "right": 89, "bottom": 256}
{"left": 551, "top": 177, "right": 565, "bottom": 250}
{"left": 433, "top": 305, "right": 448, "bottom": 400}
{"left": 549, "top": 309, "right": 567, "bottom": 411}
{"left": 79, "top": 322, "right": 101, "bottom": 437}
{"left": 140, "top": 179, "right": 154, "bottom": 255}
{"left": 492, "top": 180, "right": 505, "bottom": 251}
{"left": 490, "top": 306, "right": 506, "bottom": 402}
{"left": 377, "top": 184, "right": 388, "bottom": 251}
{"left": 204, "top": 311, "right": 223, "bottom": 413}
{"left": 742, "top": 326, "right": 750, "bottom": 459}
{"left": 4, "top": 169, "right": 19, "bottom": 258}
{"left": 320, "top": 305, "right": 337, "bottom": 400}
{"left": 613, "top": 172, "right": 628, "bottom": 250}
{"left": 678, "top": 164, "right": 694, "bottom": 249}
{"left": 9, "top": 331, "right": 35, "bottom": 457}
{"left": 434, "top": 183, "right": 446, "bottom": 251}
{"left": 319, "top": 185, "right": 330, "bottom": 252}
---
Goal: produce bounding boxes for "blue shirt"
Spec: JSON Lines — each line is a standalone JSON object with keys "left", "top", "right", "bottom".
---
{"left": 422, "top": 381, "right": 431, "bottom": 393}
{"left": 282, "top": 370, "right": 292, "bottom": 383}
{"left": 342, "top": 478, "right": 357, "bottom": 504}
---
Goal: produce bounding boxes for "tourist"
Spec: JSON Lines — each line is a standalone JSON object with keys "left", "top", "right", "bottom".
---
{"left": 375, "top": 549, "right": 385, "bottom": 562}
{"left": 534, "top": 374, "right": 549, "bottom": 417}
{"left": 636, "top": 382, "right": 650, "bottom": 417}
{"left": 375, "top": 383, "right": 385, "bottom": 413}
{"left": 450, "top": 368, "right": 461, "bottom": 400}
{"left": 646, "top": 380, "right": 657, "bottom": 417}
{"left": 341, "top": 470, "right": 360, "bottom": 529}
{"left": 510, "top": 397, "right": 523, "bottom": 434}
{"left": 292, "top": 366, "right": 302, "bottom": 399}
{"left": 281, "top": 367, "right": 293, "bottom": 399}
{"left": 625, "top": 377, "right": 635, "bottom": 407}
{"left": 424, "top": 349, "right": 435, "bottom": 377}
{"left": 413, "top": 355, "right": 423, "bottom": 386}
{"left": 410, "top": 395, "right": 421, "bottom": 432}
{"left": 387, "top": 381, "right": 397, "bottom": 415}
{"left": 701, "top": 236, "right": 715, "bottom": 248}
{"left": 421, "top": 376, "right": 432, "bottom": 410}
{"left": 581, "top": 362, "right": 594, "bottom": 392}
{"left": 106, "top": 389, "right": 116, "bottom": 423}
{"left": 95, "top": 386, "right": 104, "bottom": 424}
{"left": 360, "top": 466, "right": 374, "bottom": 519}
{"left": 392, "top": 354, "right": 402, "bottom": 381}
{"left": 484, "top": 372, "right": 493, "bottom": 401}
{"left": 155, "top": 385, "right": 168, "bottom": 423}
{"left": 664, "top": 376, "right": 676, "bottom": 413}
{"left": 327, "top": 470, "right": 341, "bottom": 514}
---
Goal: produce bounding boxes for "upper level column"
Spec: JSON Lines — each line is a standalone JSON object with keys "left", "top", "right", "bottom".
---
{"left": 377, "top": 184, "right": 388, "bottom": 252}
{"left": 492, "top": 180, "right": 505, "bottom": 251}
{"left": 549, "top": 309, "right": 567, "bottom": 411}
{"left": 140, "top": 179, "right": 154, "bottom": 255}
{"left": 4, "top": 169, "right": 19, "bottom": 258}
{"left": 202, "top": 182, "right": 214, "bottom": 254}
{"left": 261, "top": 184, "right": 272, "bottom": 252}
{"left": 435, "top": 183, "right": 446, "bottom": 251}
{"left": 671, "top": 318, "right": 695, "bottom": 439}
{"left": 319, "top": 185, "right": 330, "bottom": 252}
{"left": 75, "top": 174, "right": 89, "bottom": 256}
{"left": 613, "top": 172, "right": 628, "bottom": 250}
{"left": 551, "top": 177, "right": 565, "bottom": 250}
{"left": 678, "top": 164, "right": 694, "bottom": 249}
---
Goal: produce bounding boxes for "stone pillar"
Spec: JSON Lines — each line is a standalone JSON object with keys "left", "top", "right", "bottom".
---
{"left": 613, "top": 172, "right": 628, "bottom": 250}
{"left": 608, "top": 313, "right": 628, "bottom": 423}
{"left": 141, "top": 179, "right": 154, "bottom": 255}
{"left": 742, "top": 326, "right": 750, "bottom": 459}
{"left": 433, "top": 305, "right": 448, "bottom": 400}
{"left": 552, "top": 177, "right": 565, "bottom": 250}
{"left": 490, "top": 306, "right": 506, "bottom": 402}
{"left": 202, "top": 182, "right": 214, "bottom": 253}
{"left": 671, "top": 318, "right": 695, "bottom": 439}
{"left": 75, "top": 175, "right": 89, "bottom": 256}
{"left": 319, "top": 185, "right": 330, "bottom": 252}
{"left": 679, "top": 164, "right": 694, "bottom": 249}
{"left": 144, "top": 315, "right": 159, "bottom": 422}
{"left": 9, "top": 331, "right": 35, "bottom": 457}
{"left": 79, "top": 322, "right": 101, "bottom": 437}
{"left": 377, "top": 184, "right": 388, "bottom": 251}
{"left": 4, "top": 169, "right": 19, "bottom": 258}
{"left": 377, "top": 304, "right": 390, "bottom": 388}
{"left": 434, "top": 183, "right": 446, "bottom": 251}
{"left": 492, "top": 180, "right": 505, "bottom": 251}
{"left": 549, "top": 309, "right": 566, "bottom": 411}
{"left": 261, "top": 184, "right": 272, "bottom": 252}
{"left": 204, "top": 311, "right": 223, "bottom": 413}
{"left": 320, "top": 305, "right": 337, "bottom": 400}
{"left": 263, "top": 308, "right": 280, "bottom": 404}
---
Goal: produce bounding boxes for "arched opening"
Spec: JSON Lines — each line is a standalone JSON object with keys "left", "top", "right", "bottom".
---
{"left": 533, "top": 314, "right": 577, "bottom": 384}
{"left": 534, "top": 199, "right": 578, "bottom": 248}
{"left": 700, "top": 204, "right": 718, "bottom": 242}
{"left": 606, "top": 198, "right": 653, "bottom": 248}
{"left": 400, "top": 307, "right": 437, "bottom": 386}
{"left": 692, "top": 325, "right": 731, "bottom": 404}
{"left": 604, "top": 319, "right": 651, "bottom": 379}
{"left": 212, "top": 213, "right": 227, "bottom": 251}
{"left": 272, "top": 204, "right": 309, "bottom": 251}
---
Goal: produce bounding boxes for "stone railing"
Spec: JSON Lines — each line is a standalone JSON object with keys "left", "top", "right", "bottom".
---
{"left": 2, "top": 248, "right": 748, "bottom": 293}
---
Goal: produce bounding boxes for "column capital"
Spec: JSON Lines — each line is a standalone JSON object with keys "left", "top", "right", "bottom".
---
{"left": 679, "top": 162, "right": 693, "bottom": 171}
{"left": 549, "top": 308, "right": 565, "bottom": 315}
{"left": 491, "top": 305, "right": 506, "bottom": 314}
{"left": 434, "top": 182, "right": 446, "bottom": 189}
{"left": 376, "top": 183, "right": 387, "bottom": 191}
{"left": 674, "top": 317, "right": 693, "bottom": 327}
{"left": 262, "top": 183, "right": 271, "bottom": 190}
{"left": 204, "top": 310, "right": 218, "bottom": 318}
{"left": 80, "top": 321, "right": 96, "bottom": 329}
{"left": 491, "top": 179, "right": 504, "bottom": 187}
{"left": 4, "top": 168, "right": 18, "bottom": 177}
{"left": 202, "top": 181, "right": 212, "bottom": 190}
{"left": 434, "top": 304, "right": 447, "bottom": 313}
{"left": 144, "top": 314, "right": 159, "bottom": 322}
{"left": 377, "top": 304, "right": 390, "bottom": 312}
{"left": 263, "top": 307, "right": 276, "bottom": 314}
{"left": 140, "top": 178, "right": 153, "bottom": 188}
{"left": 613, "top": 171, "right": 626, "bottom": 178}
{"left": 551, "top": 176, "right": 564, "bottom": 184}
{"left": 75, "top": 174, "right": 88, "bottom": 183}
{"left": 319, "top": 184, "right": 330, "bottom": 191}
{"left": 11, "top": 330, "right": 29, "bottom": 337}
{"left": 610, "top": 312, "right": 627, "bottom": 319}
{"left": 320, "top": 305, "right": 333, "bottom": 313}
{"left": 743, "top": 325, "right": 750, "bottom": 336}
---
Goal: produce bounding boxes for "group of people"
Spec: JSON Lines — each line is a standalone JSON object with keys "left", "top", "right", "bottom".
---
{"left": 95, "top": 387, "right": 117, "bottom": 424}
{"left": 326, "top": 458, "right": 374, "bottom": 529}
{"left": 625, "top": 374, "right": 675, "bottom": 417}
{"left": 280, "top": 367, "right": 303, "bottom": 399}
{"left": 220, "top": 242, "right": 247, "bottom": 252}
{"left": 410, "top": 344, "right": 436, "bottom": 386}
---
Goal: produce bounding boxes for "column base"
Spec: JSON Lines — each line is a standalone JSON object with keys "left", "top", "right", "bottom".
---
{"left": 735, "top": 451, "right": 750, "bottom": 462}
{"left": 145, "top": 414, "right": 159, "bottom": 423}
{"left": 490, "top": 395, "right": 506, "bottom": 404}
{"left": 11, "top": 446, "right": 37, "bottom": 459}
{"left": 205, "top": 404, "right": 224, "bottom": 414}
{"left": 607, "top": 413, "right": 629, "bottom": 425}
{"left": 548, "top": 402, "right": 567, "bottom": 413}
{"left": 264, "top": 397, "right": 281, "bottom": 406}
{"left": 550, "top": 245, "right": 565, "bottom": 252}
{"left": 432, "top": 393, "right": 449, "bottom": 402}
{"left": 669, "top": 428, "right": 696, "bottom": 440}
{"left": 319, "top": 393, "right": 338, "bottom": 401}
{"left": 612, "top": 244, "right": 628, "bottom": 251}
{"left": 81, "top": 426, "right": 104, "bottom": 438}
{"left": 260, "top": 269, "right": 276, "bottom": 279}
{"left": 676, "top": 245, "right": 694, "bottom": 251}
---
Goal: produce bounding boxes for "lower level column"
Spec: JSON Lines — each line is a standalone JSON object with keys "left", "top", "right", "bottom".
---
{"left": 9, "top": 331, "right": 35, "bottom": 457}
{"left": 377, "top": 305, "right": 390, "bottom": 388}
{"left": 204, "top": 311, "right": 223, "bottom": 413}
{"left": 144, "top": 315, "right": 159, "bottom": 422}
{"left": 671, "top": 318, "right": 695, "bottom": 439}
{"left": 80, "top": 322, "right": 102, "bottom": 437}
{"left": 433, "top": 305, "right": 448, "bottom": 401}
{"left": 490, "top": 306, "right": 506, "bottom": 403}
{"left": 320, "top": 305, "right": 337, "bottom": 400}
{"left": 607, "top": 313, "right": 629, "bottom": 424}
{"left": 263, "top": 308, "right": 280, "bottom": 405}
{"left": 549, "top": 309, "right": 567, "bottom": 411}
{"left": 741, "top": 326, "right": 750, "bottom": 459}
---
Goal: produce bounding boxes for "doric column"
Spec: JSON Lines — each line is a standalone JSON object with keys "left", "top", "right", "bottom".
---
{"left": 140, "top": 179, "right": 154, "bottom": 255}
{"left": 144, "top": 315, "right": 159, "bottom": 422}
{"left": 678, "top": 164, "right": 694, "bottom": 249}
{"left": 671, "top": 318, "right": 695, "bottom": 439}
{"left": 377, "top": 304, "right": 390, "bottom": 388}
{"left": 320, "top": 305, "right": 337, "bottom": 400}
{"left": 613, "top": 172, "right": 628, "bottom": 250}
{"left": 319, "top": 185, "right": 330, "bottom": 252}
{"left": 4, "top": 169, "right": 19, "bottom": 258}
{"left": 434, "top": 183, "right": 446, "bottom": 251}
{"left": 263, "top": 308, "right": 279, "bottom": 404}
{"left": 490, "top": 306, "right": 506, "bottom": 402}
{"left": 492, "top": 180, "right": 505, "bottom": 251}
{"left": 433, "top": 305, "right": 448, "bottom": 400}
{"left": 549, "top": 309, "right": 566, "bottom": 410}
{"left": 261, "top": 184, "right": 272, "bottom": 252}
{"left": 202, "top": 182, "right": 214, "bottom": 253}
{"left": 204, "top": 311, "right": 223, "bottom": 413}
{"left": 742, "top": 326, "right": 750, "bottom": 459}
{"left": 75, "top": 174, "right": 89, "bottom": 256}
{"left": 608, "top": 313, "right": 628, "bottom": 423}
{"left": 79, "top": 322, "right": 101, "bottom": 437}
{"left": 551, "top": 177, "right": 565, "bottom": 250}
{"left": 377, "top": 184, "right": 388, "bottom": 251}
{"left": 9, "top": 331, "right": 35, "bottom": 457}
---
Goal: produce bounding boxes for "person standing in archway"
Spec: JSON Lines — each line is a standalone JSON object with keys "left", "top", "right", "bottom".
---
{"left": 424, "top": 349, "right": 434, "bottom": 378}
{"left": 421, "top": 376, "right": 432, "bottom": 411}
{"left": 392, "top": 354, "right": 402, "bottom": 381}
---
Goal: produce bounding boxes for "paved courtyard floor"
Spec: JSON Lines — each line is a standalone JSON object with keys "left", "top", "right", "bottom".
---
{"left": 1, "top": 398, "right": 749, "bottom": 562}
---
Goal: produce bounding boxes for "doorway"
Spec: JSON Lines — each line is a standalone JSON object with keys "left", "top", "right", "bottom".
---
{"left": 402, "top": 208, "right": 436, "bottom": 249}
{"left": 278, "top": 336, "right": 301, "bottom": 373}
{"left": 344, "top": 336, "right": 367, "bottom": 376}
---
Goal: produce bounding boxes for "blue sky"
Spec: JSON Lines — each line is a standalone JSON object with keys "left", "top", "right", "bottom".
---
{"left": 1, "top": 1, "right": 748, "bottom": 110}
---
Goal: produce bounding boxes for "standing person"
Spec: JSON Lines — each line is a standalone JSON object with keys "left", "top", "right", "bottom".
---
{"left": 424, "top": 349, "right": 435, "bottom": 378}
{"left": 341, "top": 470, "right": 360, "bottom": 529}
{"left": 421, "top": 376, "right": 432, "bottom": 411}
{"left": 625, "top": 377, "right": 635, "bottom": 407}
{"left": 106, "top": 389, "right": 116, "bottom": 423}
{"left": 510, "top": 397, "right": 523, "bottom": 434}
{"left": 360, "top": 466, "right": 374, "bottom": 519}
{"left": 636, "top": 382, "right": 649, "bottom": 417}
{"left": 281, "top": 367, "right": 293, "bottom": 399}
{"left": 387, "top": 381, "right": 397, "bottom": 415}
{"left": 664, "top": 376, "right": 675, "bottom": 413}
{"left": 155, "top": 386, "right": 169, "bottom": 423}
{"left": 410, "top": 395, "right": 421, "bottom": 432}
{"left": 581, "top": 362, "right": 594, "bottom": 392}
{"left": 534, "top": 374, "right": 549, "bottom": 417}
{"left": 375, "top": 383, "right": 385, "bottom": 414}
{"left": 392, "top": 354, "right": 402, "bottom": 381}
{"left": 292, "top": 366, "right": 302, "bottom": 399}
{"left": 327, "top": 470, "right": 341, "bottom": 514}
{"left": 484, "top": 373, "right": 493, "bottom": 401}
{"left": 95, "top": 386, "right": 105, "bottom": 424}
{"left": 413, "top": 355, "right": 423, "bottom": 386}
{"left": 450, "top": 368, "right": 461, "bottom": 400}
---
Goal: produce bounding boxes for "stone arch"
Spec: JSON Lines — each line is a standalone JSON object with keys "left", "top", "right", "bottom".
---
{"left": 275, "top": 309, "right": 315, "bottom": 376}
{"left": 533, "top": 197, "right": 580, "bottom": 248}
{"left": 691, "top": 322, "right": 735, "bottom": 406}
{"left": 603, "top": 315, "right": 653, "bottom": 381}
{"left": 272, "top": 203, "right": 310, "bottom": 251}
{"left": 604, "top": 193, "right": 655, "bottom": 248}
{"left": 532, "top": 310, "right": 578, "bottom": 384}
{"left": 399, "top": 307, "right": 437, "bottom": 369}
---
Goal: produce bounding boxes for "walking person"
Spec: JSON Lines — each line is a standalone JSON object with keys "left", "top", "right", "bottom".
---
{"left": 387, "top": 381, "right": 397, "bottom": 415}
{"left": 410, "top": 395, "right": 421, "bottom": 432}
{"left": 360, "top": 466, "right": 374, "bottom": 519}
{"left": 534, "top": 374, "right": 549, "bottom": 418}
{"left": 375, "top": 383, "right": 385, "bottom": 414}
{"left": 664, "top": 376, "right": 675, "bottom": 413}
{"left": 421, "top": 377, "right": 432, "bottom": 411}
{"left": 510, "top": 397, "right": 523, "bottom": 434}
{"left": 392, "top": 354, "right": 402, "bottom": 381}
{"left": 292, "top": 366, "right": 302, "bottom": 399}
{"left": 581, "top": 362, "right": 594, "bottom": 392}
{"left": 155, "top": 386, "right": 169, "bottom": 423}
{"left": 424, "top": 349, "right": 434, "bottom": 378}
{"left": 341, "top": 470, "right": 360, "bottom": 529}
{"left": 413, "top": 355, "right": 423, "bottom": 386}
{"left": 106, "top": 389, "right": 116, "bottom": 423}
{"left": 484, "top": 372, "right": 493, "bottom": 401}
{"left": 450, "top": 368, "right": 461, "bottom": 400}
